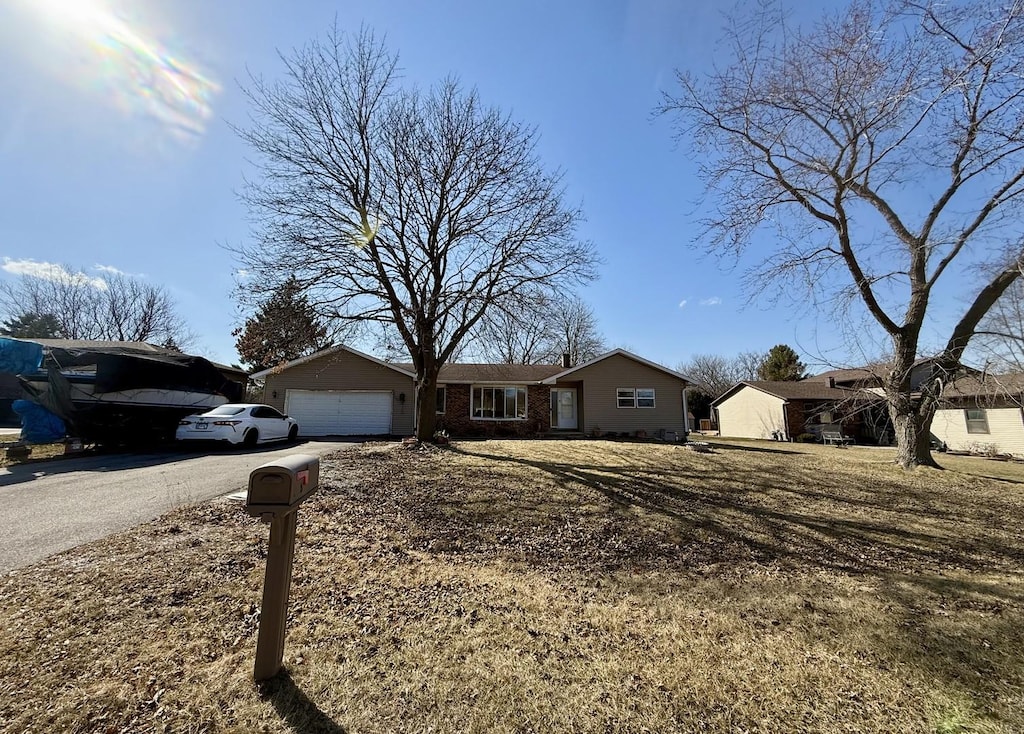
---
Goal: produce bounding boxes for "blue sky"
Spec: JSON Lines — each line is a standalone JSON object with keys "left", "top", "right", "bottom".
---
{"left": 0, "top": 0, "right": 950, "bottom": 373}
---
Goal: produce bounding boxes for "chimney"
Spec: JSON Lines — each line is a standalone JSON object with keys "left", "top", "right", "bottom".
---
{"left": 561, "top": 353, "right": 571, "bottom": 368}
{"left": 828, "top": 376, "right": 836, "bottom": 388}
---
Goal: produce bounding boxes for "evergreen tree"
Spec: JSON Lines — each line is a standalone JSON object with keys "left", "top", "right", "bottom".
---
{"left": 757, "top": 344, "right": 807, "bottom": 381}
{"left": 0, "top": 312, "right": 63, "bottom": 339}
{"left": 233, "top": 277, "right": 330, "bottom": 372}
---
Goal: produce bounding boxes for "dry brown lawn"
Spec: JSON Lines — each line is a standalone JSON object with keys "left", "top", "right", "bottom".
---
{"left": 1, "top": 438, "right": 1023, "bottom": 733}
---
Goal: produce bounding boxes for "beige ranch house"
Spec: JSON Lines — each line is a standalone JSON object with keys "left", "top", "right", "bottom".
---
{"left": 711, "top": 379, "right": 881, "bottom": 443}
{"left": 250, "top": 346, "right": 693, "bottom": 439}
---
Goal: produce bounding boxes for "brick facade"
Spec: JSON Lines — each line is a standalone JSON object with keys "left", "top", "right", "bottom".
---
{"left": 786, "top": 399, "right": 865, "bottom": 440}
{"left": 437, "top": 384, "right": 550, "bottom": 437}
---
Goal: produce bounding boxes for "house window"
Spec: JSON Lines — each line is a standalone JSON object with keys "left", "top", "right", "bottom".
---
{"left": 436, "top": 386, "right": 446, "bottom": 414}
{"left": 617, "top": 388, "right": 655, "bottom": 408}
{"left": 965, "top": 408, "right": 989, "bottom": 434}
{"left": 472, "top": 386, "right": 528, "bottom": 419}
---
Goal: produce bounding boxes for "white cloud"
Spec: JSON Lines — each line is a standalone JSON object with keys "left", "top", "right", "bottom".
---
{"left": 93, "top": 263, "right": 146, "bottom": 278}
{"left": 700, "top": 297, "right": 722, "bottom": 306}
{"left": 2, "top": 258, "right": 108, "bottom": 290}
{"left": 678, "top": 299, "right": 688, "bottom": 308}
{"left": 235, "top": 269, "right": 251, "bottom": 280}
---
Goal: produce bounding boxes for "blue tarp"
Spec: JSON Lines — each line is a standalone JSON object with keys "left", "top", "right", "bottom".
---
{"left": 0, "top": 337, "right": 43, "bottom": 375}
{"left": 13, "top": 399, "right": 66, "bottom": 443}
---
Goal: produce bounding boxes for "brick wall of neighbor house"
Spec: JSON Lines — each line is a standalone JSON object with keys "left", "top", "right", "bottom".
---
{"left": 784, "top": 401, "right": 805, "bottom": 439}
{"left": 261, "top": 350, "right": 416, "bottom": 435}
{"left": 932, "top": 406, "right": 1024, "bottom": 457}
{"left": 438, "top": 384, "right": 549, "bottom": 437}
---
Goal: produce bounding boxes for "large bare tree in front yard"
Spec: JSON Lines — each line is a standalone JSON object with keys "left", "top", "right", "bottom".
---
{"left": 662, "top": 0, "right": 1024, "bottom": 468}
{"left": 234, "top": 29, "right": 596, "bottom": 440}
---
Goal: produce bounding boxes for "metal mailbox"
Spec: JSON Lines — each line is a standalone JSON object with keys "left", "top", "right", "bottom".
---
{"left": 246, "top": 454, "right": 319, "bottom": 517}
{"left": 245, "top": 453, "right": 321, "bottom": 681}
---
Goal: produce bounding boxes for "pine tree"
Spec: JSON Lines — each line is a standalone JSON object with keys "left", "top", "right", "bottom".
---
{"left": 757, "top": 344, "right": 807, "bottom": 381}
{"left": 0, "top": 312, "right": 63, "bottom": 339}
{"left": 233, "top": 278, "right": 330, "bottom": 372}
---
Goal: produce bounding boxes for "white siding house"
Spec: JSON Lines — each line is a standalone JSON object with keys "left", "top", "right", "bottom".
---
{"left": 928, "top": 373, "right": 1024, "bottom": 457}
{"left": 932, "top": 407, "right": 1024, "bottom": 457}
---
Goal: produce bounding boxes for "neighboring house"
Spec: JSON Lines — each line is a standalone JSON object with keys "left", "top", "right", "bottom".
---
{"left": 712, "top": 380, "right": 882, "bottom": 442}
{"left": 250, "top": 346, "right": 693, "bottom": 438}
{"left": 931, "top": 374, "right": 1024, "bottom": 457}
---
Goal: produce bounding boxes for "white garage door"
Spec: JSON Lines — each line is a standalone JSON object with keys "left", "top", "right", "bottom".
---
{"left": 285, "top": 390, "right": 393, "bottom": 436}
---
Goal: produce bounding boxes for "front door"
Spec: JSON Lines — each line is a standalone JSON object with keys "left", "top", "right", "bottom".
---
{"left": 552, "top": 388, "right": 578, "bottom": 430}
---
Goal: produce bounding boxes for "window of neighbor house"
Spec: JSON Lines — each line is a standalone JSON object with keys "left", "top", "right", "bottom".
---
{"left": 436, "top": 386, "right": 446, "bottom": 414}
{"left": 617, "top": 388, "right": 655, "bottom": 408}
{"left": 965, "top": 408, "right": 989, "bottom": 434}
{"left": 472, "top": 386, "right": 527, "bottom": 419}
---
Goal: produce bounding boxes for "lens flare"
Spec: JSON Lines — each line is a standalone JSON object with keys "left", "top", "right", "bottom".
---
{"left": 24, "top": 0, "right": 219, "bottom": 145}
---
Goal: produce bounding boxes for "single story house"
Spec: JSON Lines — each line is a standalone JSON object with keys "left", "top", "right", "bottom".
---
{"left": 930, "top": 373, "right": 1024, "bottom": 457}
{"left": 712, "top": 380, "right": 883, "bottom": 442}
{"left": 250, "top": 346, "right": 693, "bottom": 438}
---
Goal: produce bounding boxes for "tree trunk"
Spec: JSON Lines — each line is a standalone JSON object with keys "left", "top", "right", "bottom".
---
{"left": 415, "top": 372, "right": 439, "bottom": 442}
{"left": 888, "top": 393, "right": 941, "bottom": 469}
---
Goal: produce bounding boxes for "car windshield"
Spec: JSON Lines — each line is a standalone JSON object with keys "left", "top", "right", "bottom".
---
{"left": 204, "top": 406, "right": 248, "bottom": 417}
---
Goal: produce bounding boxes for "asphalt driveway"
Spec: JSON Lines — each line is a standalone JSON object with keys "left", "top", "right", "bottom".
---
{"left": 0, "top": 439, "right": 360, "bottom": 572}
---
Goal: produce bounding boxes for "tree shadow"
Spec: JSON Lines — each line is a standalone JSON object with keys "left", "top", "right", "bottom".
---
{"left": 260, "top": 669, "right": 347, "bottom": 734}
{"left": 0, "top": 439, "right": 336, "bottom": 486}
{"left": 433, "top": 445, "right": 1024, "bottom": 587}
{"left": 704, "top": 440, "right": 801, "bottom": 455}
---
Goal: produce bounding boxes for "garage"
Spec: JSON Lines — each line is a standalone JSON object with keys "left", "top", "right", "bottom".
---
{"left": 285, "top": 390, "right": 393, "bottom": 436}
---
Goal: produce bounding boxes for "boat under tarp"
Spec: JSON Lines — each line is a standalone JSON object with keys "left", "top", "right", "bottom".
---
{"left": 0, "top": 337, "right": 243, "bottom": 444}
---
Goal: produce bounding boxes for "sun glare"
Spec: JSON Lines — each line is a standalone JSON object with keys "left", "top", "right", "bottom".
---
{"left": 35, "top": 0, "right": 111, "bottom": 31}
{"left": 18, "top": 0, "right": 219, "bottom": 146}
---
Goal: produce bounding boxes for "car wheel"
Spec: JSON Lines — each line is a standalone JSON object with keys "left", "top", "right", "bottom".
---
{"left": 288, "top": 425, "right": 298, "bottom": 443}
{"left": 243, "top": 429, "right": 259, "bottom": 448}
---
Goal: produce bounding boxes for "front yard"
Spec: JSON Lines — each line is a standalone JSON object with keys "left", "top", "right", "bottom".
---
{"left": 1, "top": 439, "right": 1022, "bottom": 732}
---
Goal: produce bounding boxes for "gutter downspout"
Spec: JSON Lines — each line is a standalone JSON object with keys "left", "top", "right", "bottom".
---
{"left": 782, "top": 400, "right": 791, "bottom": 441}
{"left": 682, "top": 386, "right": 690, "bottom": 438}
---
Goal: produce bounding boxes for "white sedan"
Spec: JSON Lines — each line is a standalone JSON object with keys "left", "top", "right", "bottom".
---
{"left": 175, "top": 403, "right": 299, "bottom": 447}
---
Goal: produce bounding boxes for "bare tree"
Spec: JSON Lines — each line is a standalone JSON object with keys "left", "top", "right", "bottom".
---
{"left": 679, "top": 350, "right": 767, "bottom": 399}
{"left": 662, "top": 0, "right": 1024, "bottom": 468}
{"left": 233, "top": 29, "right": 596, "bottom": 440}
{"left": 472, "top": 288, "right": 560, "bottom": 364}
{"left": 972, "top": 271, "right": 1024, "bottom": 372}
{"left": 471, "top": 291, "right": 605, "bottom": 365}
{"left": 734, "top": 350, "right": 765, "bottom": 382}
{"left": 0, "top": 267, "right": 192, "bottom": 348}
{"left": 541, "top": 295, "right": 606, "bottom": 366}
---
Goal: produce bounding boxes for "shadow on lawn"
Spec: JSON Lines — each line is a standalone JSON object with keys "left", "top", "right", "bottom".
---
{"left": 325, "top": 444, "right": 1024, "bottom": 729}
{"left": 432, "top": 445, "right": 1024, "bottom": 587}
{"left": 704, "top": 440, "right": 802, "bottom": 455}
{"left": 261, "top": 669, "right": 346, "bottom": 734}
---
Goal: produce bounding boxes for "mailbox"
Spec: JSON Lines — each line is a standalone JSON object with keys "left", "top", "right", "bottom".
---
{"left": 244, "top": 453, "right": 320, "bottom": 681}
{"left": 246, "top": 454, "right": 319, "bottom": 517}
